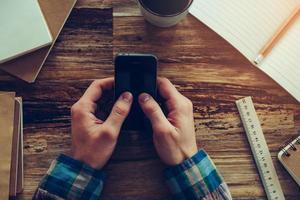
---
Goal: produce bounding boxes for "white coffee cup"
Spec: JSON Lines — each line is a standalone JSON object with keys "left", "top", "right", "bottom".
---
{"left": 137, "top": 0, "right": 194, "bottom": 28}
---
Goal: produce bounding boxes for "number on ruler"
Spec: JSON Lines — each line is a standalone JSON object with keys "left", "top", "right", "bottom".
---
{"left": 236, "top": 97, "right": 285, "bottom": 200}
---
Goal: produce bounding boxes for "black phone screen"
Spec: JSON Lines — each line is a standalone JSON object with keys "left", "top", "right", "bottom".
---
{"left": 115, "top": 54, "right": 157, "bottom": 132}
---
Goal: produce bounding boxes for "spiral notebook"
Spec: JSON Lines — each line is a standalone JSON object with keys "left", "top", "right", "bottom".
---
{"left": 190, "top": 0, "right": 300, "bottom": 102}
{"left": 278, "top": 135, "right": 300, "bottom": 186}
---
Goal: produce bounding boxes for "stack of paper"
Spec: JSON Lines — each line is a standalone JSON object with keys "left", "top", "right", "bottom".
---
{"left": 0, "top": 92, "right": 23, "bottom": 199}
{"left": 0, "top": 0, "right": 53, "bottom": 64}
{"left": 190, "top": 0, "right": 300, "bottom": 102}
{"left": 0, "top": 0, "right": 77, "bottom": 82}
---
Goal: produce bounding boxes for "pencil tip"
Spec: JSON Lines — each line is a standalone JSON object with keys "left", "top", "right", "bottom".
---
{"left": 254, "top": 54, "right": 263, "bottom": 64}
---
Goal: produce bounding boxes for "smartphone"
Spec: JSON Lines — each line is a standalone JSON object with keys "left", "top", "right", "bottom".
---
{"left": 115, "top": 53, "right": 157, "bottom": 133}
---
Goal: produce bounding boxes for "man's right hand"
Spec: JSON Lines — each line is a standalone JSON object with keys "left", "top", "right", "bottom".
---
{"left": 138, "top": 78, "right": 198, "bottom": 166}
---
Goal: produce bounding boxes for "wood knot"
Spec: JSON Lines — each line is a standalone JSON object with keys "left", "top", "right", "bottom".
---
{"left": 24, "top": 138, "right": 47, "bottom": 153}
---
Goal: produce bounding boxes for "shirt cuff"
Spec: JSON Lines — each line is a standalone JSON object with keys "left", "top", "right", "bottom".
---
{"left": 38, "top": 154, "right": 105, "bottom": 200}
{"left": 164, "top": 149, "right": 232, "bottom": 200}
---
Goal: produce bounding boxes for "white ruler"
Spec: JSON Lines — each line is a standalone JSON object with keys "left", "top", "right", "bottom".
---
{"left": 236, "top": 97, "right": 285, "bottom": 200}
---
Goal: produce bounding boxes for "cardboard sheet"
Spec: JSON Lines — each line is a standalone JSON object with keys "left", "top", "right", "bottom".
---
{"left": 0, "top": 92, "right": 16, "bottom": 200}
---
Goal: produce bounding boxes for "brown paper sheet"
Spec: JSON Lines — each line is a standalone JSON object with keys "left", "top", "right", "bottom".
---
{"left": 0, "top": 0, "right": 77, "bottom": 82}
{"left": 0, "top": 92, "right": 16, "bottom": 200}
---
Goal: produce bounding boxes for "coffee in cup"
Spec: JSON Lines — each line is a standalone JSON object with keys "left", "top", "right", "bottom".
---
{"left": 137, "top": 0, "right": 194, "bottom": 27}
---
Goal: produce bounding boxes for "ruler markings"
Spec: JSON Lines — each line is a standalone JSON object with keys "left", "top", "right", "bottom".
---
{"left": 236, "top": 97, "right": 285, "bottom": 200}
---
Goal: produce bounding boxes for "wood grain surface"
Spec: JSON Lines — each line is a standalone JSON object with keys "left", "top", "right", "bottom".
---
{"left": 0, "top": 0, "right": 299, "bottom": 199}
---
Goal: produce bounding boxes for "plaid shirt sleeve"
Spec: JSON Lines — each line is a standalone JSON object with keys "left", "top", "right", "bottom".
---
{"left": 164, "top": 149, "right": 232, "bottom": 200}
{"left": 32, "top": 154, "right": 105, "bottom": 200}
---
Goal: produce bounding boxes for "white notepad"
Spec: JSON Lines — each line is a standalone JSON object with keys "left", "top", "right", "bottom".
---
{"left": 0, "top": 0, "right": 52, "bottom": 64}
{"left": 190, "top": 0, "right": 300, "bottom": 102}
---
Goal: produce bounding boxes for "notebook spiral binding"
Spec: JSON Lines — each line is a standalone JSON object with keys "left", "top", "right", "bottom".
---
{"left": 280, "top": 134, "right": 300, "bottom": 157}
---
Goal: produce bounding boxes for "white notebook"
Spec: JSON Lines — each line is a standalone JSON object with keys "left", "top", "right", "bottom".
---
{"left": 0, "top": 0, "right": 52, "bottom": 64}
{"left": 190, "top": 0, "right": 300, "bottom": 102}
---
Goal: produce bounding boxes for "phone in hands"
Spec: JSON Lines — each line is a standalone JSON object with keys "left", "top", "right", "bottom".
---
{"left": 114, "top": 53, "right": 157, "bottom": 133}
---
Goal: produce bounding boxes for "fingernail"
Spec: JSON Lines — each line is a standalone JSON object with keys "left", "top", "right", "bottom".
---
{"left": 139, "top": 93, "right": 151, "bottom": 103}
{"left": 121, "top": 92, "right": 132, "bottom": 103}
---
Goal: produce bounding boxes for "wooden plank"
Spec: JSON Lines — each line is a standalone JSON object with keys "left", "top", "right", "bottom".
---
{"left": 0, "top": 7, "right": 114, "bottom": 199}
{"left": 0, "top": 7, "right": 113, "bottom": 81}
{"left": 0, "top": 0, "right": 298, "bottom": 198}
{"left": 113, "top": 9, "right": 300, "bottom": 199}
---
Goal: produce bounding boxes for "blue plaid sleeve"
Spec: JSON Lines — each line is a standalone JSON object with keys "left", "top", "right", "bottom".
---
{"left": 164, "top": 149, "right": 232, "bottom": 200}
{"left": 33, "top": 154, "right": 105, "bottom": 200}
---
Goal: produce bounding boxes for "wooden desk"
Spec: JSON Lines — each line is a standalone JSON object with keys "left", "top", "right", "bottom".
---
{"left": 0, "top": 0, "right": 299, "bottom": 199}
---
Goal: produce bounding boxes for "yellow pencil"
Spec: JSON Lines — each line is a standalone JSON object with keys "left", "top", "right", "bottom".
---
{"left": 254, "top": 5, "right": 300, "bottom": 64}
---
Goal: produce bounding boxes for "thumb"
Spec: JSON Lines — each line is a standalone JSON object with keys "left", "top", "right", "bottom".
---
{"left": 105, "top": 92, "right": 133, "bottom": 131}
{"left": 139, "top": 93, "right": 171, "bottom": 130}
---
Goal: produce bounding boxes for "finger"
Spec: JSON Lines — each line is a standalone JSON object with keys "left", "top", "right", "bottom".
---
{"left": 81, "top": 78, "right": 114, "bottom": 103}
{"left": 104, "top": 92, "right": 133, "bottom": 131}
{"left": 139, "top": 93, "right": 171, "bottom": 129}
{"left": 72, "top": 99, "right": 98, "bottom": 114}
{"left": 157, "top": 77, "right": 185, "bottom": 110}
{"left": 157, "top": 77, "right": 181, "bottom": 101}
